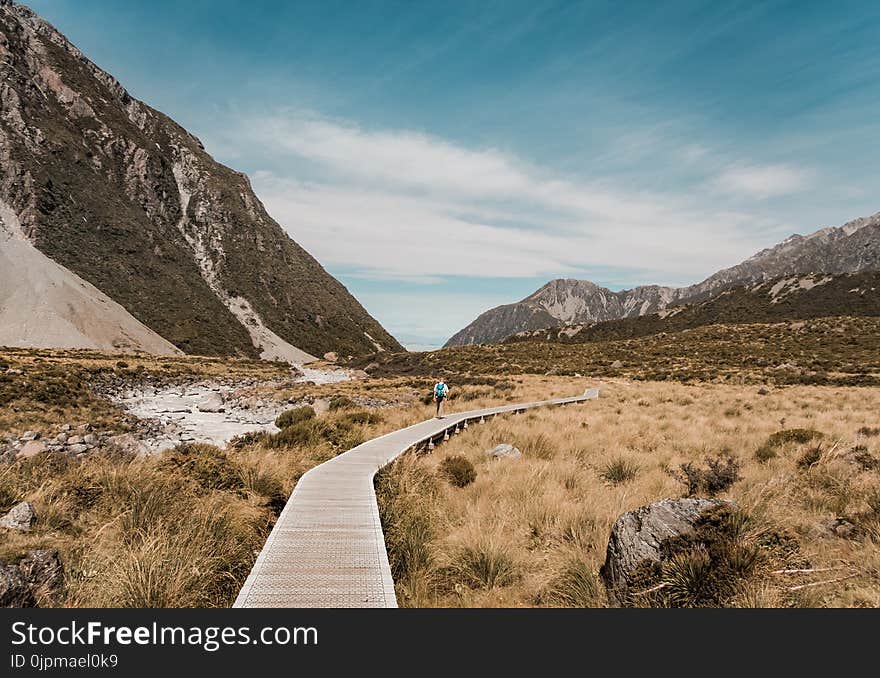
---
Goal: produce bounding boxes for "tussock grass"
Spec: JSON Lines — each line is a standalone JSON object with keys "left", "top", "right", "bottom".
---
{"left": 376, "top": 379, "right": 880, "bottom": 607}
{"left": 439, "top": 455, "right": 476, "bottom": 487}
{"left": 600, "top": 458, "right": 639, "bottom": 485}
{"left": 275, "top": 406, "right": 315, "bottom": 429}
{"left": 0, "top": 402, "right": 393, "bottom": 607}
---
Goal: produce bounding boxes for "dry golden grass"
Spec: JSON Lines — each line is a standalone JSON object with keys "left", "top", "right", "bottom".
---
{"left": 0, "top": 410, "right": 391, "bottom": 607}
{"left": 376, "top": 378, "right": 880, "bottom": 608}
{"left": 4, "top": 346, "right": 879, "bottom": 609}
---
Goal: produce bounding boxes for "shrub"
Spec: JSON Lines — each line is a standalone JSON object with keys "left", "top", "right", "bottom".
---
{"left": 796, "top": 445, "right": 823, "bottom": 470}
{"left": 674, "top": 453, "right": 741, "bottom": 496}
{"left": 451, "top": 541, "right": 518, "bottom": 589}
{"left": 227, "top": 430, "right": 269, "bottom": 450}
{"left": 266, "top": 411, "right": 374, "bottom": 452}
{"left": 275, "top": 406, "right": 315, "bottom": 429}
{"left": 632, "top": 504, "right": 767, "bottom": 608}
{"left": 329, "top": 395, "right": 356, "bottom": 411}
{"left": 600, "top": 458, "right": 639, "bottom": 485}
{"left": 847, "top": 445, "right": 880, "bottom": 471}
{"left": 338, "top": 410, "right": 382, "bottom": 426}
{"left": 858, "top": 426, "right": 880, "bottom": 437}
{"left": 160, "top": 444, "right": 244, "bottom": 493}
{"left": 754, "top": 444, "right": 777, "bottom": 463}
{"left": 439, "top": 455, "right": 476, "bottom": 488}
{"left": 766, "top": 429, "right": 824, "bottom": 447}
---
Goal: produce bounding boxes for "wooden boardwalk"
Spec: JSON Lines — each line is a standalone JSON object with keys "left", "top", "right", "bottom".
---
{"left": 233, "top": 387, "right": 600, "bottom": 608}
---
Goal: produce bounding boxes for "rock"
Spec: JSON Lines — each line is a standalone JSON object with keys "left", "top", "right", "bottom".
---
{"left": 66, "top": 435, "right": 84, "bottom": 445}
{"left": 21, "top": 431, "right": 40, "bottom": 441}
{"left": 55, "top": 433, "right": 68, "bottom": 443}
{"left": 0, "top": 502, "right": 37, "bottom": 531}
{"left": 312, "top": 398, "right": 330, "bottom": 416}
{"left": 195, "top": 392, "right": 225, "bottom": 413}
{"left": 18, "top": 549, "right": 64, "bottom": 600}
{"left": 815, "top": 518, "right": 859, "bottom": 540}
{"left": 76, "top": 423, "right": 92, "bottom": 433}
{"left": 610, "top": 360, "right": 623, "bottom": 369}
{"left": 107, "top": 434, "right": 150, "bottom": 457}
{"left": 600, "top": 498, "right": 729, "bottom": 605}
{"left": 0, "top": 562, "right": 33, "bottom": 607}
{"left": 16, "top": 440, "right": 46, "bottom": 459}
{"left": 350, "top": 370, "right": 369, "bottom": 379}
{"left": 486, "top": 443, "right": 522, "bottom": 459}
{"left": 67, "top": 444, "right": 88, "bottom": 455}
{"left": 364, "top": 362, "right": 380, "bottom": 373}
{"left": 82, "top": 433, "right": 98, "bottom": 445}
{"left": 61, "top": 424, "right": 72, "bottom": 432}
{"left": 323, "top": 351, "right": 338, "bottom": 362}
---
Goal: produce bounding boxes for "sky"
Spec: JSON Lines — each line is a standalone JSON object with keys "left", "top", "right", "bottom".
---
{"left": 26, "top": 0, "right": 880, "bottom": 349}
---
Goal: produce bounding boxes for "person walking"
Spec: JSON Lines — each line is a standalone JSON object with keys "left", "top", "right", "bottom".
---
{"left": 433, "top": 377, "right": 449, "bottom": 418}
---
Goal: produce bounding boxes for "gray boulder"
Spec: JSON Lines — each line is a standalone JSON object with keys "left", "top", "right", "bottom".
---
{"left": 0, "top": 501, "right": 37, "bottom": 531}
{"left": 601, "top": 498, "right": 729, "bottom": 605}
{"left": 486, "top": 443, "right": 522, "bottom": 459}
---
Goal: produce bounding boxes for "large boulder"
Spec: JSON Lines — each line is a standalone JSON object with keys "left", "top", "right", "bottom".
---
{"left": 0, "top": 501, "right": 37, "bottom": 531}
{"left": 601, "top": 498, "right": 729, "bottom": 605}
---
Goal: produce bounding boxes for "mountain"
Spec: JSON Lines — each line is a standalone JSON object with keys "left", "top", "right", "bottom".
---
{"left": 0, "top": 0, "right": 402, "bottom": 360}
{"left": 0, "top": 198, "right": 181, "bottom": 355}
{"left": 445, "top": 211, "right": 880, "bottom": 346}
{"left": 506, "top": 270, "right": 880, "bottom": 344}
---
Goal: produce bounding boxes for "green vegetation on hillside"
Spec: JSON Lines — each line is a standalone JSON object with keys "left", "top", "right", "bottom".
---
{"left": 358, "top": 316, "right": 880, "bottom": 387}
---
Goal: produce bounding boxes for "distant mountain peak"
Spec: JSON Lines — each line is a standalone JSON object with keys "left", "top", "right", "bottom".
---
{"left": 446, "top": 211, "right": 880, "bottom": 346}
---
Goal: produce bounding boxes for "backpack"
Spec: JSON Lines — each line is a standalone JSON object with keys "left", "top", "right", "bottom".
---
{"left": 434, "top": 382, "right": 448, "bottom": 398}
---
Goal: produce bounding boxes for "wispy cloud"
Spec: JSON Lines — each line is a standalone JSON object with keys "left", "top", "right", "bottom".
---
{"left": 244, "top": 111, "right": 784, "bottom": 287}
{"left": 712, "top": 163, "right": 811, "bottom": 199}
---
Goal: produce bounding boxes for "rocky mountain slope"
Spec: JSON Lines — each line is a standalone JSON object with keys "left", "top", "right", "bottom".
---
{"left": 446, "top": 212, "right": 880, "bottom": 346}
{"left": 507, "top": 270, "right": 880, "bottom": 344}
{"left": 0, "top": 0, "right": 402, "bottom": 360}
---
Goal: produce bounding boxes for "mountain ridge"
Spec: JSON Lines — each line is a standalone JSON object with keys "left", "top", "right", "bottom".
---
{"left": 445, "top": 211, "right": 880, "bottom": 346}
{"left": 0, "top": 0, "right": 402, "bottom": 359}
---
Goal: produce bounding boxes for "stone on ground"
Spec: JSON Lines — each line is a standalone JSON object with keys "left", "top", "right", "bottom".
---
{"left": 16, "top": 440, "right": 46, "bottom": 459}
{"left": 486, "top": 443, "right": 522, "bottom": 459}
{"left": 0, "top": 562, "right": 33, "bottom": 607}
{"left": 601, "top": 497, "right": 728, "bottom": 604}
{"left": 0, "top": 501, "right": 37, "bottom": 531}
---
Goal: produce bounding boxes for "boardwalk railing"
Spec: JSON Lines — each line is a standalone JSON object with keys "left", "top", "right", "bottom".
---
{"left": 233, "top": 387, "right": 601, "bottom": 608}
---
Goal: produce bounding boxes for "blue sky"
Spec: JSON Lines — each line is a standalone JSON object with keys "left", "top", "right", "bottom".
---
{"left": 27, "top": 0, "right": 880, "bottom": 348}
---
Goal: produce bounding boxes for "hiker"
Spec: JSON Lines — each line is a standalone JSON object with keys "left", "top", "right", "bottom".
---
{"left": 433, "top": 377, "right": 449, "bottom": 418}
